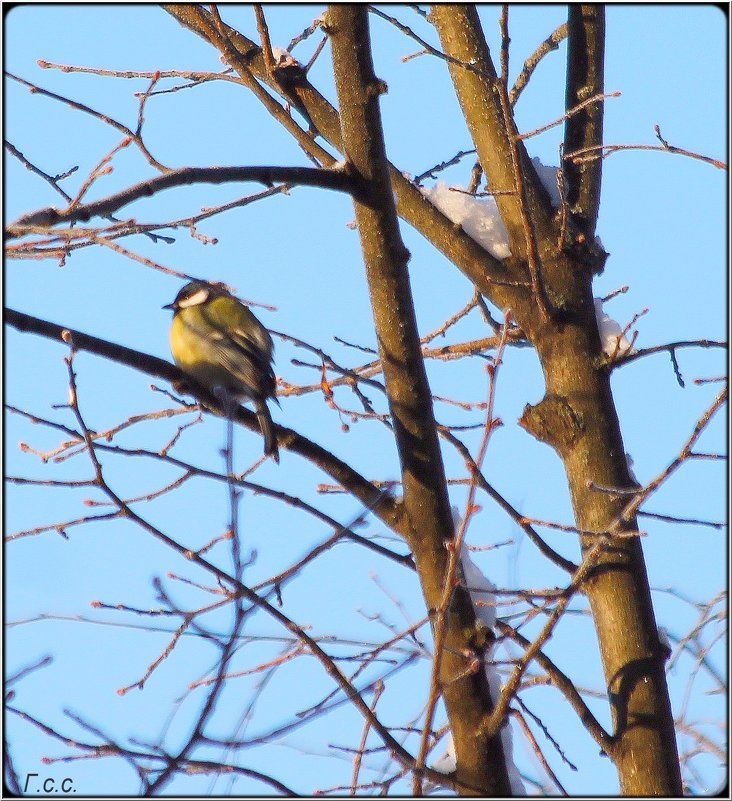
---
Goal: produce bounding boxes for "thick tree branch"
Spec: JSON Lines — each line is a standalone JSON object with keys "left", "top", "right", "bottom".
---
{"left": 428, "top": 7, "right": 682, "bottom": 795}
{"left": 429, "top": 5, "right": 557, "bottom": 258}
{"left": 328, "top": 6, "right": 511, "bottom": 795}
{"left": 7, "top": 165, "right": 363, "bottom": 234}
{"left": 5, "top": 307, "right": 402, "bottom": 531}
{"left": 563, "top": 5, "right": 605, "bottom": 237}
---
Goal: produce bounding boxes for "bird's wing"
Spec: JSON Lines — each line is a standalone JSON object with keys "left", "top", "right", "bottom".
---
{"left": 189, "top": 304, "right": 276, "bottom": 397}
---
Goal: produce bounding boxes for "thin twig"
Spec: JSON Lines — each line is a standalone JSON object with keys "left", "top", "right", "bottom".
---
{"left": 518, "top": 91, "right": 620, "bottom": 141}
{"left": 497, "top": 8, "right": 554, "bottom": 321}
{"left": 5, "top": 71, "right": 168, "bottom": 171}
{"left": 510, "top": 22, "right": 568, "bottom": 105}
{"left": 254, "top": 5, "right": 275, "bottom": 76}
{"left": 565, "top": 137, "right": 726, "bottom": 171}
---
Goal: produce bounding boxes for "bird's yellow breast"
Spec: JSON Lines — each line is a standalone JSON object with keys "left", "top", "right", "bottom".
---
{"left": 170, "top": 313, "right": 240, "bottom": 393}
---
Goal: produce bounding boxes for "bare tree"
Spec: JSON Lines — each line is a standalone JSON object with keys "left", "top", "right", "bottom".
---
{"left": 5, "top": 5, "right": 726, "bottom": 796}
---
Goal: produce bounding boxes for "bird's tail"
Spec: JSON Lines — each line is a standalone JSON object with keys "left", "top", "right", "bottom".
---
{"left": 255, "top": 399, "right": 279, "bottom": 463}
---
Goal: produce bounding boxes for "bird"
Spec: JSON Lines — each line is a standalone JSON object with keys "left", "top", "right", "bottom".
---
{"left": 164, "top": 280, "right": 279, "bottom": 462}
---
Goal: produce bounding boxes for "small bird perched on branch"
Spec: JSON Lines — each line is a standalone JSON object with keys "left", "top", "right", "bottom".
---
{"left": 164, "top": 280, "right": 279, "bottom": 462}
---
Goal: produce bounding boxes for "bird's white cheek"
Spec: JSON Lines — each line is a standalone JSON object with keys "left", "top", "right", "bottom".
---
{"left": 177, "top": 289, "right": 210, "bottom": 307}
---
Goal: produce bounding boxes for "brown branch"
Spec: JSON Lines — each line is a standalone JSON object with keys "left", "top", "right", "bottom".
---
{"left": 4, "top": 307, "right": 402, "bottom": 529}
{"left": 367, "top": 6, "right": 491, "bottom": 77}
{"left": 439, "top": 428, "right": 577, "bottom": 574}
{"left": 430, "top": 4, "right": 557, "bottom": 259}
{"left": 6, "top": 705, "right": 298, "bottom": 794}
{"left": 413, "top": 147, "right": 477, "bottom": 185}
{"left": 510, "top": 22, "right": 568, "bottom": 105}
{"left": 613, "top": 338, "right": 727, "bottom": 367}
{"left": 63, "top": 348, "right": 246, "bottom": 785}
{"left": 351, "top": 680, "right": 385, "bottom": 794}
{"left": 5, "top": 71, "right": 168, "bottom": 171}
{"left": 498, "top": 7, "right": 553, "bottom": 321}
{"left": 5, "top": 307, "right": 178, "bottom": 381}
{"left": 66, "top": 138, "right": 133, "bottom": 212}
{"left": 413, "top": 535, "right": 463, "bottom": 795}
{"left": 565, "top": 138, "right": 727, "bottom": 171}
{"left": 562, "top": 5, "right": 606, "bottom": 237}
{"left": 511, "top": 706, "right": 568, "bottom": 794}
{"left": 519, "top": 90, "right": 619, "bottom": 142}
{"left": 415, "top": 318, "right": 512, "bottom": 793}
{"left": 329, "top": 6, "right": 510, "bottom": 794}
{"left": 6, "top": 186, "right": 288, "bottom": 263}
{"left": 254, "top": 5, "right": 275, "bottom": 77}
{"left": 4, "top": 140, "right": 76, "bottom": 201}
{"left": 486, "top": 531, "right": 621, "bottom": 742}
{"left": 496, "top": 621, "right": 614, "bottom": 756}
{"left": 202, "top": 4, "right": 321, "bottom": 141}
{"left": 613, "top": 388, "right": 727, "bottom": 526}
{"left": 9, "top": 400, "right": 413, "bottom": 569}
{"left": 7, "top": 165, "right": 364, "bottom": 233}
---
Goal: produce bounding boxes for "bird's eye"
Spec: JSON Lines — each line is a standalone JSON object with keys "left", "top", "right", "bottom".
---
{"left": 178, "top": 288, "right": 210, "bottom": 307}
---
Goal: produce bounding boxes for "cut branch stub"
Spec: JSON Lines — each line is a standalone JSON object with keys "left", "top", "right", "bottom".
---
{"left": 519, "top": 395, "right": 586, "bottom": 453}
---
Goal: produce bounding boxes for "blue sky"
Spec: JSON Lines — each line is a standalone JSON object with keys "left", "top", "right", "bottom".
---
{"left": 4, "top": 5, "right": 727, "bottom": 796}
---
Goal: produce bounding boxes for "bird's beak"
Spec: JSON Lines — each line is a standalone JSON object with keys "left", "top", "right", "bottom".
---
{"left": 162, "top": 302, "right": 176, "bottom": 310}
